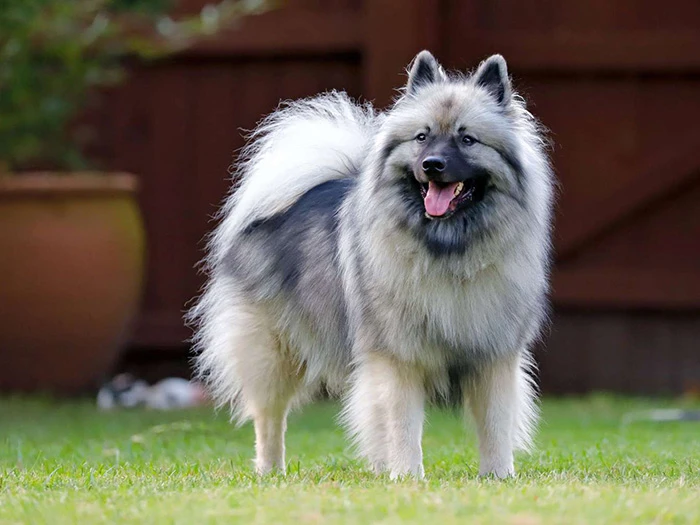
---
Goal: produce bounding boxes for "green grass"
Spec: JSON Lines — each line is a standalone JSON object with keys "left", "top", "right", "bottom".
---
{"left": 1, "top": 396, "right": 699, "bottom": 524}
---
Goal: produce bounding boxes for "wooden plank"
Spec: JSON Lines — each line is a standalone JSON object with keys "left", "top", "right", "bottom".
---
{"left": 557, "top": 137, "right": 700, "bottom": 260}
{"left": 188, "top": 64, "right": 243, "bottom": 302}
{"left": 363, "top": 0, "right": 443, "bottom": 107}
{"left": 141, "top": 66, "right": 194, "bottom": 315}
{"left": 447, "top": 31, "right": 700, "bottom": 72}
{"left": 179, "top": 10, "right": 362, "bottom": 57}
{"left": 539, "top": 310, "right": 700, "bottom": 395}
{"left": 133, "top": 312, "right": 191, "bottom": 347}
{"left": 553, "top": 268, "right": 700, "bottom": 309}
{"left": 557, "top": 178, "right": 700, "bottom": 269}
{"left": 101, "top": 68, "right": 151, "bottom": 178}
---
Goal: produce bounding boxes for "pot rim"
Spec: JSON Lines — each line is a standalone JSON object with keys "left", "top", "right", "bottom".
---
{"left": 0, "top": 172, "right": 139, "bottom": 196}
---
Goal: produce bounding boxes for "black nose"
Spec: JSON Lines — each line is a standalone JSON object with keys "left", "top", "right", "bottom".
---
{"left": 422, "top": 156, "right": 446, "bottom": 173}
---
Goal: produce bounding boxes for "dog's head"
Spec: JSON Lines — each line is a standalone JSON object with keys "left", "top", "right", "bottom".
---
{"left": 371, "top": 51, "right": 551, "bottom": 257}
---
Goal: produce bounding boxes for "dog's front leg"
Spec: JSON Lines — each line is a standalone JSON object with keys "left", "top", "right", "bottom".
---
{"left": 345, "top": 352, "right": 425, "bottom": 478}
{"left": 343, "top": 357, "right": 390, "bottom": 474}
{"left": 466, "top": 353, "right": 534, "bottom": 478}
{"left": 379, "top": 355, "right": 426, "bottom": 480}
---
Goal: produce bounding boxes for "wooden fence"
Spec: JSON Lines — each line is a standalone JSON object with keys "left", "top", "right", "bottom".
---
{"left": 95, "top": 0, "right": 700, "bottom": 393}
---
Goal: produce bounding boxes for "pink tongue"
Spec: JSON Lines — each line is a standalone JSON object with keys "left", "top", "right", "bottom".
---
{"left": 424, "top": 181, "right": 459, "bottom": 217}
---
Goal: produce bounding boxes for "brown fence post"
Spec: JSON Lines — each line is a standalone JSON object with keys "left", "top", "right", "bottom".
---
{"left": 363, "top": 0, "right": 443, "bottom": 108}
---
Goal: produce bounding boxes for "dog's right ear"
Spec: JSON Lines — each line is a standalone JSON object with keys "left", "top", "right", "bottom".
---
{"left": 473, "top": 54, "right": 512, "bottom": 106}
{"left": 406, "top": 50, "right": 446, "bottom": 95}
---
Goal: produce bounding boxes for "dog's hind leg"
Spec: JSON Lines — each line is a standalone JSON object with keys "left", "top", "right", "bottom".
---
{"left": 239, "top": 333, "right": 302, "bottom": 475}
{"left": 251, "top": 392, "right": 296, "bottom": 475}
{"left": 345, "top": 353, "right": 426, "bottom": 479}
{"left": 197, "top": 289, "right": 302, "bottom": 475}
{"left": 465, "top": 352, "right": 538, "bottom": 478}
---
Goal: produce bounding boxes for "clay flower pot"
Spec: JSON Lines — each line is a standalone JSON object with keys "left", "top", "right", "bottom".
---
{"left": 0, "top": 173, "right": 145, "bottom": 395}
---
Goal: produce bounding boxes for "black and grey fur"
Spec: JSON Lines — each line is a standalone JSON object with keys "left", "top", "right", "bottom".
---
{"left": 188, "top": 51, "right": 554, "bottom": 479}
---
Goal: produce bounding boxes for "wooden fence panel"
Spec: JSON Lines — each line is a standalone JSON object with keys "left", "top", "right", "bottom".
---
{"left": 93, "top": 0, "right": 699, "bottom": 392}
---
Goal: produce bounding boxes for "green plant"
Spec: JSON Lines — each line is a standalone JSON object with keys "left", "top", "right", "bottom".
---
{"left": 0, "top": 0, "right": 276, "bottom": 171}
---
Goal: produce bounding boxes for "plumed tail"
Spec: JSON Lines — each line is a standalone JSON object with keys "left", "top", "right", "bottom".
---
{"left": 207, "top": 90, "right": 375, "bottom": 268}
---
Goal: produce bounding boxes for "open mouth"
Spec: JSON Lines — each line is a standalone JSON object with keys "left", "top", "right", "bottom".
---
{"left": 419, "top": 178, "right": 488, "bottom": 219}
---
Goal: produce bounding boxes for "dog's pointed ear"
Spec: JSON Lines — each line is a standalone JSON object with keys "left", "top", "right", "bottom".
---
{"left": 473, "top": 54, "right": 512, "bottom": 106}
{"left": 406, "top": 50, "right": 446, "bottom": 95}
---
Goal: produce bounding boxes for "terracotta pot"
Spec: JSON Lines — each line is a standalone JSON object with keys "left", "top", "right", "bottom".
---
{"left": 0, "top": 173, "right": 145, "bottom": 394}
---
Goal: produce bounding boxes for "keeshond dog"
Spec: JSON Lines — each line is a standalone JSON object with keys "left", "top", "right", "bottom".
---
{"left": 188, "top": 51, "right": 554, "bottom": 479}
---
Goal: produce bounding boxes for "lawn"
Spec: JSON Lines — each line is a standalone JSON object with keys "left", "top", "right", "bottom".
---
{"left": 1, "top": 396, "right": 699, "bottom": 524}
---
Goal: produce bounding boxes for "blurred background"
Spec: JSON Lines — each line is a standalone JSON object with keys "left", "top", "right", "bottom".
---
{"left": 1, "top": 0, "right": 699, "bottom": 398}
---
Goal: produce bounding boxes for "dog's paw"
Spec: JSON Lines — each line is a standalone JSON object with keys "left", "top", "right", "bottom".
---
{"left": 478, "top": 464, "right": 514, "bottom": 479}
{"left": 389, "top": 464, "right": 425, "bottom": 481}
{"left": 254, "top": 460, "right": 286, "bottom": 476}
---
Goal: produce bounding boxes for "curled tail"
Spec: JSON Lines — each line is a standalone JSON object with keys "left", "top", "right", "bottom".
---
{"left": 208, "top": 91, "right": 375, "bottom": 267}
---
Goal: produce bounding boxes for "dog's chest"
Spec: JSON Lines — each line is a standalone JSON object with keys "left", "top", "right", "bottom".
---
{"left": 363, "top": 244, "right": 534, "bottom": 367}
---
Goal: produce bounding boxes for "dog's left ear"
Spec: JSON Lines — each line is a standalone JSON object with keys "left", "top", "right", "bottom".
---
{"left": 473, "top": 54, "right": 512, "bottom": 106}
{"left": 406, "top": 50, "right": 447, "bottom": 95}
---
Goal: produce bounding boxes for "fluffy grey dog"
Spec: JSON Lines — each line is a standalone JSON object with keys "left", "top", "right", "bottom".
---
{"left": 188, "top": 51, "right": 554, "bottom": 479}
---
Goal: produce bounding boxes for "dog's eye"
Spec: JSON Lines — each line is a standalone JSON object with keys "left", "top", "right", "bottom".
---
{"left": 462, "top": 135, "right": 476, "bottom": 146}
{"left": 415, "top": 133, "right": 427, "bottom": 143}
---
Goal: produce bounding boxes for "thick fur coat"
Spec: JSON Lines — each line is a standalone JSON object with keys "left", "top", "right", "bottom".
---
{"left": 188, "top": 51, "right": 554, "bottom": 478}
